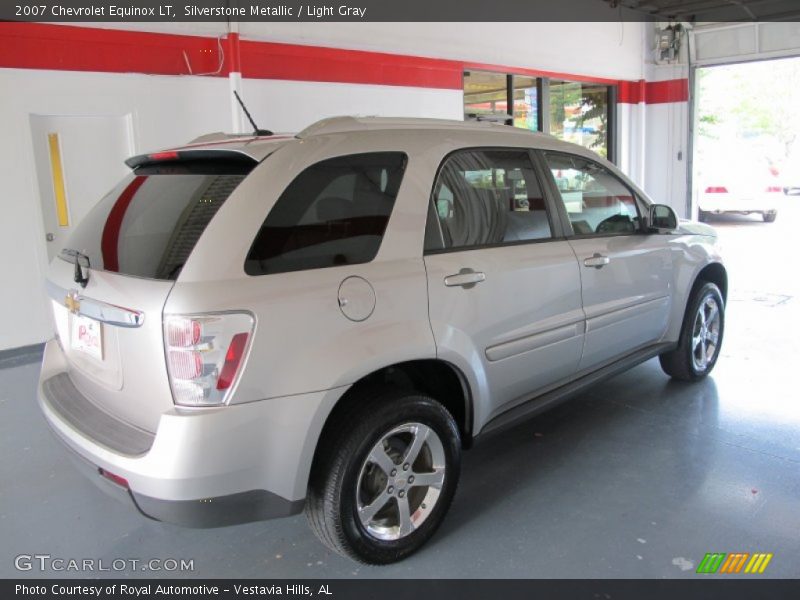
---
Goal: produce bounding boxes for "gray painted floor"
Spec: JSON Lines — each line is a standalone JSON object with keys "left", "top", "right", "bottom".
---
{"left": 2, "top": 206, "right": 799, "bottom": 579}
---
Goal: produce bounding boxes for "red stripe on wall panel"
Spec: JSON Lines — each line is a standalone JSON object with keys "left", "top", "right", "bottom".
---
{"left": 644, "top": 79, "right": 689, "bottom": 104}
{"left": 0, "top": 23, "right": 224, "bottom": 76}
{"left": 239, "top": 40, "right": 463, "bottom": 89}
{"left": 0, "top": 23, "right": 690, "bottom": 103}
{"left": 617, "top": 79, "right": 645, "bottom": 104}
{"left": 617, "top": 78, "right": 688, "bottom": 104}
{"left": 227, "top": 32, "right": 241, "bottom": 74}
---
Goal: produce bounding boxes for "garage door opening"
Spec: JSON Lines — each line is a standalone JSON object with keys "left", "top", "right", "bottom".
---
{"left": 689, "top": 55, "right": 800, "bottom": 429}
{"left": 691, "top": 56, "right": 800, "bottom": 225}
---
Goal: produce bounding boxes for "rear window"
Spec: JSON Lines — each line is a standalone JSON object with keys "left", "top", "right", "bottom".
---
{"left": 245, "top": 152, "right": 407, "bottom": 276}
{"left": 61, "top": 160, "right": 252, "bottom": 280}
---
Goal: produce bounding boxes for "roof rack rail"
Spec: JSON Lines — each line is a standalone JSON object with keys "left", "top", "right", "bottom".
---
{"left": 188, "top": 132, "right": 255, "bottom": 144}
{"left": 296, "top": 116, "right": 368, "bottom": 139}
{"left": 295, "top": 115, "right": 515, "bottom": 139}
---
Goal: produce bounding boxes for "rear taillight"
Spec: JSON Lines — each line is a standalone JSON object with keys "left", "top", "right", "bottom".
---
{"left": 164, "top": 313, "right": 254, "bottom": 407}
{"left": 766, "top": 186, "right": 782, "bottom": 193}
{"left": 705, "top": 186, "right": 728, "bottom": 193}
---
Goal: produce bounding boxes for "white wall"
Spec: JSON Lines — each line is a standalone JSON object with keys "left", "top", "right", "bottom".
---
{"left": 0, "top": 65, "right": 461, "bottom": 351}
{"left": 239, "top": 79, "right": 462, "bottom": 132}
{"left": 0, "top": 69, "right": 229, "bottom": 350}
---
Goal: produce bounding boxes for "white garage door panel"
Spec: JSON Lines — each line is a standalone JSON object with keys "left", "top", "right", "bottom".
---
{"left": 692, "top": 23, "right": 800, "bottom": 67}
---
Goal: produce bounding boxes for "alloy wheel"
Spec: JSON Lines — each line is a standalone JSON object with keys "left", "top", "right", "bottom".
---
{"left": 691, "top": 295, "right": 721, "bottom": 372}
{"left": 355, "top": 422, "right": 446, "bottom": 541}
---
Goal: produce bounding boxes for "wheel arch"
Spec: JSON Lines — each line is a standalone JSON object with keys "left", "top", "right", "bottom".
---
{"left": 306, "top": 359, "right": 474, "bottom": 493}
{"left": 694, "top": 261, "right": 728, "bottom": 303}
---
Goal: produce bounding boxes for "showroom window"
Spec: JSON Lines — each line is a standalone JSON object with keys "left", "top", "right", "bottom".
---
{"left": 512, "top": 76, "right": 539, "bottom": 131}
{"left": 463, "top": 70, "right": 613, "bottom": 160}
{"left": 463, "top": 71, "right": 512, "bottom": 124}
{"left": 549, "top": 80, "right": 611, "bottom": 159}
{"left": 464, "top": 71, "right": 540, "bottom": 129}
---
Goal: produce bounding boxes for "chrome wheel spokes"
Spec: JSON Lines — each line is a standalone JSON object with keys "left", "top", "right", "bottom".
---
{"left": 356, "top": 422, "right": 446, "bottom": 541}
{"left": 692, "top": 295, "right": 721, "bottom": 371}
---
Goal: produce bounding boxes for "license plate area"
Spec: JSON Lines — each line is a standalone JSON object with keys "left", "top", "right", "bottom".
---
{"left": 71, "top": 314, "right": 104, "bottom": 361}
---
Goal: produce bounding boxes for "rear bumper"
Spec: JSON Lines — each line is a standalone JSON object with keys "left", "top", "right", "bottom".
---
{"left": 38, "top": 339, "right": 342, "bottom": 527}
{"left": 699, "top": 194, "right": 778, "bottom": 214}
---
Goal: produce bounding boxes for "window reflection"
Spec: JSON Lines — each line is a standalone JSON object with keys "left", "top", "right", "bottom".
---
{"left": 549, "top": 80, "right": 610, "bottom": 158}
{"left": 464, "top": 71, "right": 511, "bottom": 124}
{"left": 513, "top": 76, "right": 538, "bottom": 132}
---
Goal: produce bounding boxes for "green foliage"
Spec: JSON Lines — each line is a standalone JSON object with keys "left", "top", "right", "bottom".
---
{"left": 550, "top": 82, "right": 608, "bottom": 158}
{"left": 697, "top": 57, "right": 800, "bottom": 159}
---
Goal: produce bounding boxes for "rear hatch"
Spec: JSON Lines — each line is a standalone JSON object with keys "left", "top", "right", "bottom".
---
{"left": 46, "top": 150, "right": 257, "bottom": 433}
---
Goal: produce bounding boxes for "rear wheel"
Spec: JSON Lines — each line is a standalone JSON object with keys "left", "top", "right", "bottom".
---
{"left": 763, "top": 211, "right": 777, "bottom": 223}
{"left": 306, "top": 389, "right": 461, "bottom": 564}
{"left": 698, "top": 210, "right": 710, "bottom": 223}
{"left": 659, "top": 282, "right": 724, "bottom": 381}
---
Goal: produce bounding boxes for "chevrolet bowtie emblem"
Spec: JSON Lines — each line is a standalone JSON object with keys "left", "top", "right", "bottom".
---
{"left": 65, "top": 292, "right": 80, "bottom": 314}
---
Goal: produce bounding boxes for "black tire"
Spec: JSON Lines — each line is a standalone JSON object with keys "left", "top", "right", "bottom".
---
{"left": 698, "top": 210, "right": 710, "bottom": 223}
{"left": 659, "top": 281, "right": 725, "bottom": 381}
{"left": 305, "top": 389, "right": 461, "bottom": 564}
{"left": 763, "top": 211, "right": 777, "bottom": 223}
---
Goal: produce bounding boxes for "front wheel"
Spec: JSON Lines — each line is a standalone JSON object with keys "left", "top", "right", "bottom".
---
{"left": 659, "top": 282, "right": 725, "bottom": 381}
{"left": 763, "top": 211, "right": 777, "bottom": 223}
{"left": 305, "top": 390, "right": 461, "bottom": 564}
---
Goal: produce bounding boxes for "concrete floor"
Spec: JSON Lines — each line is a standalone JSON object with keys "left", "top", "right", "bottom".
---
{"left": 2, "top": 202, "right": 799, "bottom": 579}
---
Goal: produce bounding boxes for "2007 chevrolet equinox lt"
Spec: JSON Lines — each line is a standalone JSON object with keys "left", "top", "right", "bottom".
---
{"left": 39, "top": 116, "right": 727, "bottom": 564}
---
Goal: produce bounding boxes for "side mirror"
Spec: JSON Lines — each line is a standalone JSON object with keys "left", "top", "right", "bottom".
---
{"left": 649, "top": 204, "right": 678, "bottom": 232}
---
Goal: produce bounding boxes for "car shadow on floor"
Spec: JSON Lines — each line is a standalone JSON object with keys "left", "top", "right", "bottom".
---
{"left": 428, "top": 365, "right": 721, "bottom": 547}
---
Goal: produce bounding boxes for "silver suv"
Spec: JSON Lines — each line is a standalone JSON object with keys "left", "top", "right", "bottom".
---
{"left": 38, "top": 117, "right": 726, "bottom": 564}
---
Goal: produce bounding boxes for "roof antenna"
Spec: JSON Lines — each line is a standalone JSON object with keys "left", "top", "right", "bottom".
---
{"left": 233, "top": 90, "right": 273, "bottom": 136}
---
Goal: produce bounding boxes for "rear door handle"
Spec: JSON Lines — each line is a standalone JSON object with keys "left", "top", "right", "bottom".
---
{"left": 444, "top": 268, "right": 486, "bottom": 289}
{"left": 583, "top": 253, "right": 610, "bottom": 269}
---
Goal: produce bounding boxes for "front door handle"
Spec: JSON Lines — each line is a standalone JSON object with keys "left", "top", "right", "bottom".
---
{"left": 584, "top": 253, "right": 610, "bottom": 269}
{"left": 444, "top": 268, "right": 486, "bottom": 289}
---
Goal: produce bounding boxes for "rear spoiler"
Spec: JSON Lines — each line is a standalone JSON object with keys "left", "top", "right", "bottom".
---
{"left": 125, "top": 149, "right": 258, "bottom": 169}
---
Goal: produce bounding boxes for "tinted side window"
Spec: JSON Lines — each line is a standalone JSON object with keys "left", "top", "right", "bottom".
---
{"left": 544, "top": 152, "right": 641, "bottom": 236}
{"left": 245, "top": 153, "right": 406, "bottom": 276}
{"left": 428, "top": 149, "right": 552, "bottom": 251}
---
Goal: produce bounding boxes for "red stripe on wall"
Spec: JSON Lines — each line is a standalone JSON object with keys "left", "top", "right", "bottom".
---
{"left": 240, "top": 39, "right": 463, "bottom": 89}
{"left": 644, "top": 79, "right": 689, "bottom": 104}
{"left": 618, "top": 79, "right": 645, "bottom": 104}
{"left": 101, "top": 175, "right": 147, "bottom": 272}
{"left": 0, "top": 22, "right": 463, "bottom": 88}
{"left": 0, "top": 22, "right": 690, "bottom": 103}
{"left": 0, "top": 23, "right": 223, "bottom": 76}
{"left": 618, "top": 78, "right": 688, "bottom": 104}
{"left": 227, "top": 31, "right": 241, "bottom": 74}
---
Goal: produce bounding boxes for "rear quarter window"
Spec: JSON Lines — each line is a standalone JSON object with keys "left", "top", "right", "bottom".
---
{"left": 245, "top": 152, "right": 407, "bottom": 276}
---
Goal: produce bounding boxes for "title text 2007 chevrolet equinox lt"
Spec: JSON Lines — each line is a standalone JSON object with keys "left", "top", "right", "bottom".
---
{"left": 39, "top": 117, "right": 726, "bottom": 564}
